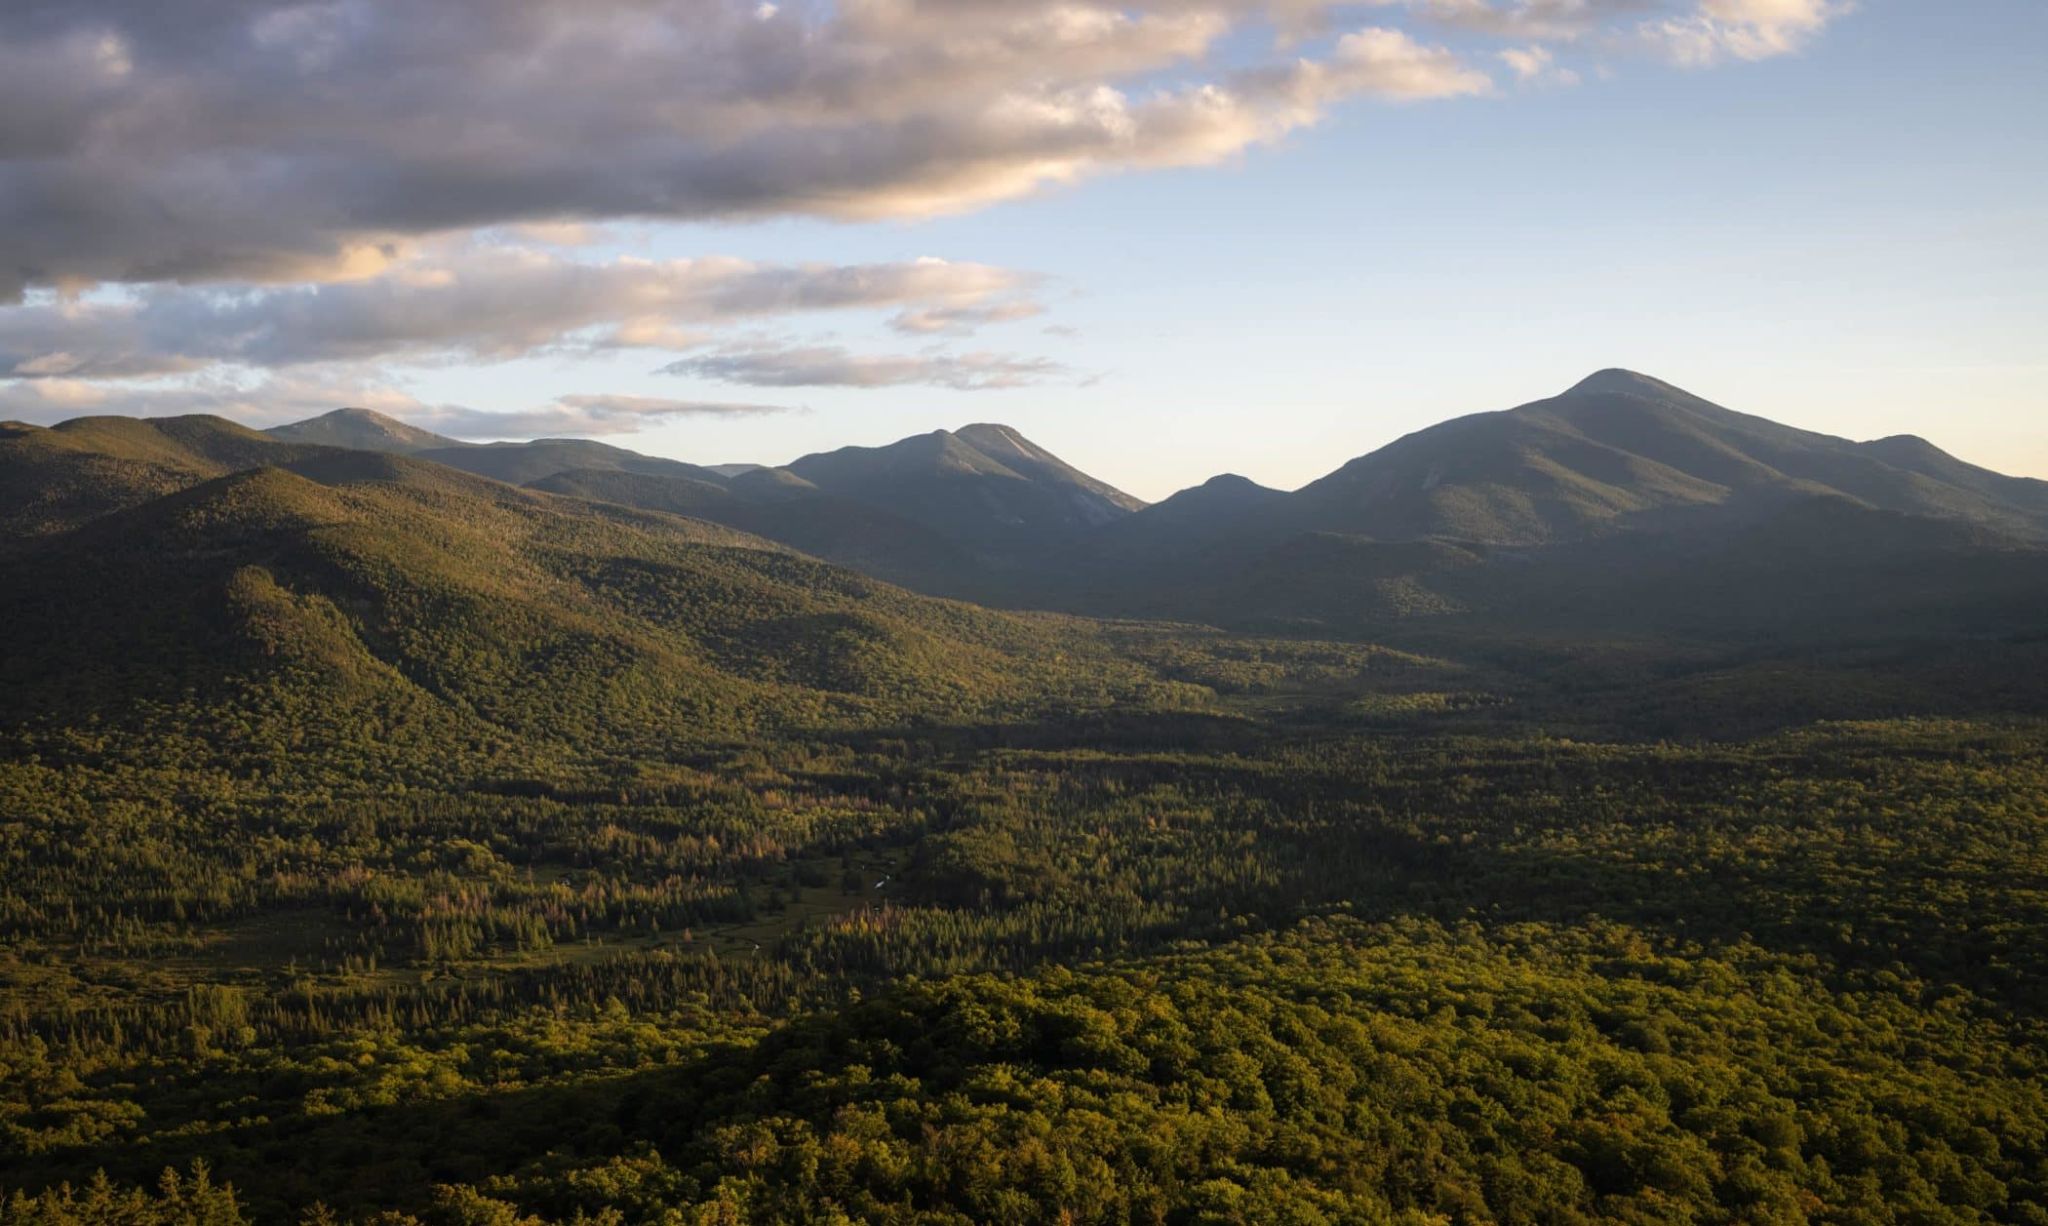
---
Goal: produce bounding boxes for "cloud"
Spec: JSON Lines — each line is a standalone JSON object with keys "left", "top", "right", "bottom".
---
{"left": 889, "top": 301, "right": 1048, "bottom": 335}
{"left": 1381, "top": 0, "right": 1654, "bottom": 41}
{"left": 1246, "top": 27, "right": 1498, "bottom": 111}
{"left": 662, "top": 344, "right": 1071, "bottom": 390}
{"left": 0, "top": 0, "right": 1850, "bottom": 411}
{"left": 1639, "top": 0, "right": 1849, "bottom": 65}
{"left": 0, "top": 242, "right": 1037, "bottom": 430}
{"left": 406, "top": 394, "right": 797, "bottom": 439}
{"left": 1380, "top": 0, "right": 1846, "bottom": 62}
{"left": 0, "top": 373, "right": 793, "bottom": 438}
{"left": 0, "top": 249, "right": 1041, "bottom": 378}
{"left": 0, "top": 1, "right": 1510, "bottom": 299}
{"left": 1498, "top": 45, "right": 1582, "bottom": 86}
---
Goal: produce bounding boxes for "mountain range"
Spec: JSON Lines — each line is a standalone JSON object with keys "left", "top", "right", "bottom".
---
{"left": 6, "top": 370, "right": 2045, "bottom": 694}
{"left": 1062, "top": 370, "right": 2048, "bottom": 639}
{"left": 257, "top": 369, "right": 2048, "bottom": 554}
{"left": 234, "top": 370, "right": 2048, "bottom": 637}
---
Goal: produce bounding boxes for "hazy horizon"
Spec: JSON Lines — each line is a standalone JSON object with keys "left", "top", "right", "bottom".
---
{"left": 18, "top": 362, "right": 2038, "bottom": 504}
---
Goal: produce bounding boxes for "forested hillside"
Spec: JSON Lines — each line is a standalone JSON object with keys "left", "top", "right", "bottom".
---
{"left": 5, "top": 392, "right": 2048, "bottom": 1223}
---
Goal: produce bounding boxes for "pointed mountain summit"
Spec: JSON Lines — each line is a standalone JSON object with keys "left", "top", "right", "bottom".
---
{"left": 782, "top": 424, "right": 1145, "bottom": 551}
{"left": 265, "top": 407, "right": 462, "bottom": 453}
{"left": 1563, "top": 367, "right": 1696, "bottom": 399}
{"left": 1275, "top": 369, "right": 2048, "bottom": 546}
{"left": 951, "top": 423, "right": 1146, "bottom": 516}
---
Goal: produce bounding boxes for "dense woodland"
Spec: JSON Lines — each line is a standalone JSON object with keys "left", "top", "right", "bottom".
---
{"left": 4, "top": 399, "right": 2048, "bottom": 1222}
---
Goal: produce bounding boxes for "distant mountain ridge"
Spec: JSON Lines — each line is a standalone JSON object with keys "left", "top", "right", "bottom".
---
{"left": 249, "top": 376, "right": 2048, "bottom": 564}
{"left": 14, "top": 370, "right": 2046, "bottom": 645}
{"left": 264, "top": 406, "right": 462, "bottom": 453}
{"left": 252, "top": 409, "right": 1152, "bottom": 588}
{"left": 1267, "top": 369, "right": 2048, "bottom": 548}
{"left": 1066, "top": 370, "right": 2048, "bottom": 636}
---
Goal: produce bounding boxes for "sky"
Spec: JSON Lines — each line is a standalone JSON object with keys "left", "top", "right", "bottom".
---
{"left": 1, "top": 0, "right": 2042, "bottom": 501}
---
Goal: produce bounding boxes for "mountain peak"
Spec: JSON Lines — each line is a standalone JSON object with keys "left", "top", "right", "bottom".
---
{"left": 784, "top": 422, "right": 1143, "bottom": 547}
{"left": 311, "top": 407, "right": 412, "bottom": 429}
{"left": 266, "top": 407, "right": 461, "bottom": 454}
{"left": 1148, "top": 473, "right": 1282, "bottom": 514}
{"left": 953, "top": 422, "right": 1032, "bottom": 451}
{"left": 1566, "top": 368, "right": 1684, "bottom": 399}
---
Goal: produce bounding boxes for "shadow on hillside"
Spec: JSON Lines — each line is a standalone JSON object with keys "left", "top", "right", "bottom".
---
{"left": 2, "top": 1056, "right": 713, "bottom": 1221}
{"left": 818, "top": 705, "right": 1290, "bottom": 757}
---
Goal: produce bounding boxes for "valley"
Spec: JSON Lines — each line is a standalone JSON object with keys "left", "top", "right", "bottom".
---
{"left": 3, "top": 373, "right": 2046, "bottom": 1223}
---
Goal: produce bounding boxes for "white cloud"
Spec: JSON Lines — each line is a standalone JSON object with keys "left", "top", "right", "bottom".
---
{"left": 0, "top": 0, "right": 1852, "bottom": 422}
{"left": 662, "top": 344, "right": 1073, "bottom": 390}
{"left": 1639, "top": 0, "right": 1849, "bottom": 66}
{"left": 889, "top": 301, "right": 1048, "bottom": 335}
{"left": 412, "top": 394, "right": 796, "bottom": 438}
{"left": 1375, "top": 0, "right": 1848, "bottom": 64}
{"left": 1379, "top": 0, "right": 1647, "bottom": 42}
{"left": 0, "top": 1, "right": 1507, "bottom": 299}
{"left": 1499, "top": 45, "right": 1582, "bottom": 86}
{"left": 0, "top": 247, "right": 1043, "bottom": 378}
